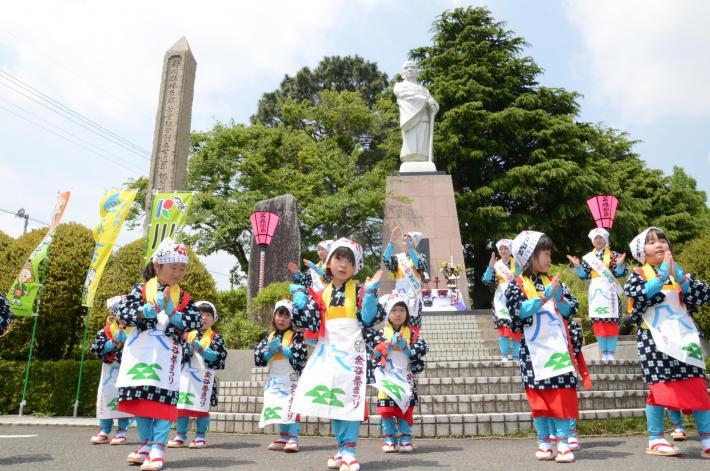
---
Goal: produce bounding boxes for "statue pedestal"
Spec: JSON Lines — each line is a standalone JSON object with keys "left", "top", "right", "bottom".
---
{"left": 382, "top": 173, "right": 469, "bottom": 307}
{"left": 399, "top": 161, "right": 437, "bottom": 173}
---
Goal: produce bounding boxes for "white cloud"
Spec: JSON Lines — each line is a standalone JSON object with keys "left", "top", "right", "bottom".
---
{"left": 564, "top": 0, "right": 710, "bottom": 125}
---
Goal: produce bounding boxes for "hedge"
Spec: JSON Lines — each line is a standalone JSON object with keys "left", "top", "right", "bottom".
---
{"left": 0, "top": 359, "right": 101, "bottom": 416}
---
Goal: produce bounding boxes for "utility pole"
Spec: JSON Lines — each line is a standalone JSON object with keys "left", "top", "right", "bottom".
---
{"left": 15, "top": 208, "right": 29, "bottom": 234}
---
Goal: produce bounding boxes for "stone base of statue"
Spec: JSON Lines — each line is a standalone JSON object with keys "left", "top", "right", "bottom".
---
{"left": 381, "top": 173, "right": 470, "bottom": 307}
{"left": 399, "top": 161, "right": 437, "bottom": 173}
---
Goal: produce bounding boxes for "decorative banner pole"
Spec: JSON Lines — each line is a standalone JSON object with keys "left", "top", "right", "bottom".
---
{"left": 250, "top": 211, "right": 280, "bottom": 292}
{"left": 586, "top": 195, "right": 618, "bottom": 229}
{"left": 8, "top": 191, "right": 71, "bottom": 415}
{"left": 73, "top": 189, "right": 137, "bottom": 417}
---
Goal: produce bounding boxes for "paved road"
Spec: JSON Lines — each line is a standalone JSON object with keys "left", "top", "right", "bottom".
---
{"left": 0, "top": 425, "right": 707, "bottom": 470}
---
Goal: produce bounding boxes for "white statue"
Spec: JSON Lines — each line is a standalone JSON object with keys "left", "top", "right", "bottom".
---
{"left": 394, "top": 60, "right": 439, "bottom": 172}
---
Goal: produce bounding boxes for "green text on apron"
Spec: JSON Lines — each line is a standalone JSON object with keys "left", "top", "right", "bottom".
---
{"left": 583, "top": 253, "right": 622, "bottom": 320}
{"left": 642, "top": 288, "right": 705, "bottom": 369}
{"left": 523, "top": 299, "right": 575, "bottom": 381}
{"left": 292, "top": 317, "right": 367, "bottom": 421}
{"left": 259, "top": 358, "right": 299, "bottom": 427}
{"left": 116, "top": 314, "right": 182, "bottom": 394}
{"left": 372, "top": 349, "right": 414, "bottom": 413}
{"left": 97, "top": 361, "right": 133, "bottom": 419}
{"left": 177, "top": 349, "right": 216, "bottom": 414}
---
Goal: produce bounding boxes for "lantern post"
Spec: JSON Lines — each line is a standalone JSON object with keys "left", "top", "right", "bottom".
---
{"left": 250, "top": 211, "right": 280, "bottom": 292}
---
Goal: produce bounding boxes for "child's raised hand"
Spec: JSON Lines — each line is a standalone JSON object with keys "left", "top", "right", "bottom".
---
{"left": 267, "top": 337, "right": 282, "bottom": 352}
{"left": 566, "top": 255, "right": 581, "bottom": 268}
{"left": 365, "top": 270, "right": 383, "bottom": 290}
{"left": 287, "top": 262, "right": 299, "bottom": 274}
{"left": 617, "top": 253, "right": 626, "bottom": 265}
{"left": 390, "top": 226, "right": 400, "bottom": 243}
{"left": 489, "top": 252, "right": 497, "bottom": 267}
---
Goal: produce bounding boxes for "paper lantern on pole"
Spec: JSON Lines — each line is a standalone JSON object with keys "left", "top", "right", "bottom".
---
{"left": 586, "top": 195, "right": 618, "bottom": 229}
{"left": 250, "top": 211, "right": 280, "bottom": 291}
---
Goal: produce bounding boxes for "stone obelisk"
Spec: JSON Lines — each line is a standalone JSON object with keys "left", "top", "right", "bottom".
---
{"left": 144, "top": 37, "right": 197, "bottom": 228}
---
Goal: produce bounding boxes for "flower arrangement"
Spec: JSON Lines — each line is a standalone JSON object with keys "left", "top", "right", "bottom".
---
{"left": 440, "top": 260, "right": 464, "bottom": 278}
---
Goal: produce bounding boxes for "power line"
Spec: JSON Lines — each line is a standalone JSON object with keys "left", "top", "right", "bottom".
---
{"left": 0, "top": 207, "right": 49, "bottom": 226}
{"left": 0, "top": 70, "right": 151, "bottom": 161}
{"left": 0, "top": 96, "right": 146, "bottom": 174}
{"left": 0, "top": 102, "right": 145, "bottom": 175}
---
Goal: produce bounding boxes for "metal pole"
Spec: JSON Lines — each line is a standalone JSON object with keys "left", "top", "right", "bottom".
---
{"left": 258, "top": 247, "right": 266, "bottom": 291}
{"left": 18, "top": 312, "right": 39, "bottom": 416}
{"left": 73, "top": 307, "right": 91, "bottom": 417}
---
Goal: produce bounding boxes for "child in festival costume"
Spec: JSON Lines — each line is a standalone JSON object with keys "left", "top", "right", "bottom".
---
{"left": 168, "top": 301, "right": 227, "bottom": 449}
{"left": 624, "top": 227, "right": 710, "bottom": 458}
{"left": 89, "top": 296, "right": 132, "bottom": 445}
{"left": 289, "top": 240, "right": 334, "bottom": 346}
{"left": 290, "top": 238, "right": 386, "bottom": 471}
{"left": 254, "top": 300, "right": 308, "bottom": 452}
{"left": 0, "top": 293, "right": 12, "bottom": 337}
{"left": 566, "top": 228, "right": 627, "bottom": 361}
{"left": 505, "top": 230, "right": 590, "bottom": 463}
{"left": 115, "top": 239, "right": 201, "bottom": 470}
{"left": 371, "top": 292, "right": 428, "bottom": 453}
{"left": 382, "top": 226, "right": 427, "bottom": 328}
{"left": 482, "top": 238, "right": 522, "bottom": 362}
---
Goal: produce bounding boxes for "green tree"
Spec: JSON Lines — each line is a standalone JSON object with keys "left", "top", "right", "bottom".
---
{"left": 410, "top": 6, "right": 708, "bottom": 306}
{"left": 1, "top": 223, "right": 94, "bottom": 360}
{"left": 253, "top": 55, "right": 389, "bottom": 127}
{"left": 186, "top": 88, "right": 399, "bottom": 276}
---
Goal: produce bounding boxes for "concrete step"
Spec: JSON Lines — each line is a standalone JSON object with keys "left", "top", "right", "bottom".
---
{"left": 221, "top": 374, "right": 647, "bottom": 398}
{"left": 214, "top": 389, "right": 650, "bottom": 415}
{"left": 208, "top": 408, "right": 646, "bottom": 438}
{"left": 249, "top": 360, "right": 643, "bottom": 382}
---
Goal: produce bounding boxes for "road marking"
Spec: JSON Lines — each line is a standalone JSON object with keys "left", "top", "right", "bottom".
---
{"left": 0, "top": 434, "right": 38, "bottom": 438}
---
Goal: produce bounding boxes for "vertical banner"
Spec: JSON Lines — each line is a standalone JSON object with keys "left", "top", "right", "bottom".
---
{"left": 81, "top": 189, "right": 138, "bottom": 307}
{"left": 144, "top": 192, "right": 194, "bottom": 264}
{"left": 7, "top": 192, "right": 70, "bottom": 316}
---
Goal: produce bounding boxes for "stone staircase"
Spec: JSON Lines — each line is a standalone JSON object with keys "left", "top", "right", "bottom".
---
{"left": 209, "top": 311, "right": 650, "bottom": 437}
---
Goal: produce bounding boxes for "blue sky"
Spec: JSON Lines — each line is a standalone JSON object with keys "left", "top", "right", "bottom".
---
{"left": 1, "top": 0, "right": 708, "bottom": 290}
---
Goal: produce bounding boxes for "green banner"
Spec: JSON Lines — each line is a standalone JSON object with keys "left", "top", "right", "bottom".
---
{"left": 144, "top": 192, "right": 194, "bottom": 264}
{"left": 7, "top": 192, "right": 70, "bottom": 317}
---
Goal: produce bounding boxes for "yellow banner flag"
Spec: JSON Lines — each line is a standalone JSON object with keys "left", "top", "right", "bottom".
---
{"left": 81, "top": 189, "right": 137, "bottom": 307}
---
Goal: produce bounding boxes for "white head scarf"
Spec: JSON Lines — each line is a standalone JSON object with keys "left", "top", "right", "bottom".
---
{"left": 326, "top": 238, "right": 364, "bottom": 275}
{"left": 152, "top": 238, "right": 189, "bottom": 265}
{"left": 588, "top": 228, "right": 610, "bottom": 246}
{"left": 403, "top": 232, "right": 423, "bottom": 248}
{"left": 512, "top": 231, "right": 544, "bottom": 268}
{"left": 495, "top": 238, "right": 513, "bottom": 253}
{"left": 273, "top": 299, "right": 294, "bottom": 317}
{"left": 317, "top": 240, "right": 334, "bottom": 251}
{"left": 195, "top": 300, "right": 218, "bottom": 322}
{"left": 629, "top": 227, "right": 663, "bottom": 264}
{"left": 379, "top": 291, "right": 414, "bottom": 319}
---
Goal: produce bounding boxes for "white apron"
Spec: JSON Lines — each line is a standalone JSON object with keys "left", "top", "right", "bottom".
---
{"left": 259, "top": 358, "right": 299, "bottom": 427}
{"left": 395, "top": 253, "right": 423, "bottom": 316}
{"left": 116, "top": 313, "right": 182, "bottom": 393}
{"left": 292, "top": 318, "right": 367, "bottom": 421}
{"left": 583, "top": 253, "right": 622, "bottom": 320}
{"left": 642, "top": 288, "right": 705, "bottom": 369}
{"left": 372, "top": 350, "right": 414, "bottom": 413}
{"left": 97, "top": 361, "right": 132, "bottom": 419}
{"left": 176, "top": 349, "right": 216, "bottom": 414}
{"left": 493, "top": 260, "right": 515, "bottom": 320}
{"left": 524, "top": 299, "right": 575, "bottom": 381}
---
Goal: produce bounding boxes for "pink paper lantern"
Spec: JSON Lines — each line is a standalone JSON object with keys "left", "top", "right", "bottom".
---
{"left": 586, "top": 195, "right": 618, "bottom": 229}
{"left": 250, "top": 211, "right": 280, "bottom": 246}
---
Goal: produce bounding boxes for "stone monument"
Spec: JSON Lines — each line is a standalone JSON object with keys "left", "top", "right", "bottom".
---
{"left": 393, "top": 60, "right": 439, "bottom": 173}
{"left": 381, "top": 60, "right": 469, "bottom": 306}
{"left": 144, "top": 36, "right": 197, "bottom": 226}
{"left": 247, "top": 194, "right": 301, "bottom": 303}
